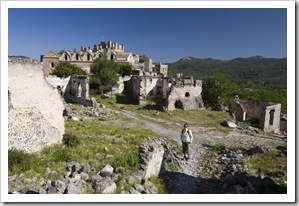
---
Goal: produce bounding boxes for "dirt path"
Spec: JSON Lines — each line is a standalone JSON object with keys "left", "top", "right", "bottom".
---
{"left": 107, "top": 109, "right": 206, "bottom": 194}
{"left": 106, "top": 108, "right": 287, "bottom": 194}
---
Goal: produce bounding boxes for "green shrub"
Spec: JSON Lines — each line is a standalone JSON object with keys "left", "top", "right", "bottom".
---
{"left": 62, "top": 133, "right": 81, "bottom": 148}
{"left": 8, "top": 148, "right": 43, "bottom": 174}
{"left": 212, "top": 143, "right": 226, "bottom": 152}
{"left": 148, "top": 176, "right": 166, "bottom": 194}
{"left": 111, "top": 152, "right": 139, "bottom": 171}
{"left": 52, "top": 147, "right": 73, "bottom": 162}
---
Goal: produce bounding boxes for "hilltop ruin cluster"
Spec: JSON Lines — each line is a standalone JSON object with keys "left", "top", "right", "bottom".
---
{"left": 8, "top": 39, "right": 284, "bottom": 153}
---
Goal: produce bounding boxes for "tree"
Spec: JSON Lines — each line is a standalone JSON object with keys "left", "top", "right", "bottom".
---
{"left": 202, "top": 73, "right": 239, "bottom": 112}
{"left": 118, "top": 62, "right": 133, "bottom": 77}
{"left": 139, "top": 55, "right": 147, "bottom": 63}
{"left": 50, "top": 61, "right": 87, "bottom": 77}
{"left": 90, "top": 58, "right": 119, "bottom": 93}
{"left": 90, "top": 58, "right": 133, "bottom": 93}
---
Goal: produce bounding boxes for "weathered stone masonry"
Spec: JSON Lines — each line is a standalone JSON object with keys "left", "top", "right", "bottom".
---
{"left": 167, "top": 77, "right": 204, "bottom": 111}
{"left": 234, "top": 99, "right": 281, "bottom": 133}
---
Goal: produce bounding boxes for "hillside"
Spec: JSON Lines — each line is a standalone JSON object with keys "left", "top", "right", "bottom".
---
{"left": 167, "top": 56, "right": 287, "bottom": 88}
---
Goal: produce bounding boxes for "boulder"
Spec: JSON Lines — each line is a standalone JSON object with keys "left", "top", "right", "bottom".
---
{"left": 221, "top": 120, "right": 237, "bottom": 128}
{"left": 99, "top": 164, "right": 114, "bottom": 177}
{"left": 139, "top": 139, "right": 165, "bottom": 179}
{"left": 92, "top": 176, "right": 116, "bottom": 194}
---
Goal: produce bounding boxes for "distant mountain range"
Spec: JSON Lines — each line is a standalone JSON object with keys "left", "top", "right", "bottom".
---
{"left": 166, "top": 56, "right": 287, "bottom": 87}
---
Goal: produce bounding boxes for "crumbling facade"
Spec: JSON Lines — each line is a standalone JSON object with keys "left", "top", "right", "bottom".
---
{"left": 155, "top": 63, "right": 168, "bottom": 76}
{"left": 234, "top": 99, "right": 281, "bottom": 133}
{"left": 41, "top": 40, "right": 157, "bottom": 77}
{"left": 127, "top": 73, "right": 204, "bottom": 111}
{"left": 66, "top": 75, "right": 90, "bottom": 104}
{"left": 167, "top": 76, "right": 204, "bottom": 111}
{"left": 46, "top": 74, "right": 93, "bottom": 106}
{"left": 130, "top": 75, "right": 169, "bottom": 105}
{"left": 41, "top": 40, "right": 124, "bottom": 76}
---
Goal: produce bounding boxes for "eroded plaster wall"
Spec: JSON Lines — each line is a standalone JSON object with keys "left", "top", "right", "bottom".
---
{"left": 8, "top": 60, "right": 65, "bottom": 152}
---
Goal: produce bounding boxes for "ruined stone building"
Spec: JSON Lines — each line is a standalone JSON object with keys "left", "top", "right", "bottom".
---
{"left": 46, "top": 74, "right": 95, "bottom": 107}
{"left": 166, "top": 76, "right": 204, "bottom": 111}
{"left": 234, "top": 99, "right": 281, "bottom": 133}
{"left": 41, "top": 40, "right": 155, "bottom": 76}
{"left": 41, "top": 39, "right": 204, "bottom": 111}
{"left": 126, "top": 72, "right": 204, "bottom": 111}
{"left": 129, "top": 75, "right": 169, "bottom": 105}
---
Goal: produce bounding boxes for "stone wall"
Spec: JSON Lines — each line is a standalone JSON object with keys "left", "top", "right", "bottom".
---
{"left": 45, "top": 75, "right": 71, "bottom": 94}
{"left": 236, "top": 100, "right": 263, "bottom": 120}
{"left": 131, "top": 76, "right": 159, "bottom": 104}
{"left": 235, "top": 100, "right": 281, "bottom": 133}
{"left": 144, "top": 58, "right": 153, "bottom": 72}
{"left": 42, "top": 40, "right": 129, "bottom": 76}
{"left": 117, "top": 76, "right": 132, "bottom": 94}
{"left": 8, "top": 59, "right": 65, "bottom": 152}
{"left": 42, "top": 53, "right": 92, "bottom": 77}
{"left": 259, "top": 103, "right": 281, "bottom": 133}
{"left": 167, "top": 79, "right": 204, "bottom": 111}
{"left": 155, "top": 63, "right": 168, "bottom": 76}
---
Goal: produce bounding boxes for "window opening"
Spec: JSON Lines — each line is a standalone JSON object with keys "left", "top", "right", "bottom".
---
{"left": 269, "top": 109, "right": 275, "bottom": 125}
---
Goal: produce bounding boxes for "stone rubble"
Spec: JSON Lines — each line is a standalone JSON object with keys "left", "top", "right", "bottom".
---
{"left": 8, "top": 138, "right": 177, "bottom": 194}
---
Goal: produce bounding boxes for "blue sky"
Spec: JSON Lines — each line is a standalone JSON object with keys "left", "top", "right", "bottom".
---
{"left": 8, "top": 7, "right": 287, "bottom": 63}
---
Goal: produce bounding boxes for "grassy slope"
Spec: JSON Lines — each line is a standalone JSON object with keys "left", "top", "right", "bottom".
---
{"left": 8, "top": 94, "right": 287, "bottom": 193}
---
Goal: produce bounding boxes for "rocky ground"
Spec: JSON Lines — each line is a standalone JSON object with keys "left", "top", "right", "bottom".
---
{"left": 107, "top": 106, "right": 287, "bottom": 194}
{"left": 8, "top": 102, "right": 287, "bottom": 194}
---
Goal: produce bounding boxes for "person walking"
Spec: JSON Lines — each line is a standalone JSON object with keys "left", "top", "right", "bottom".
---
{"left": 180, "top": 123, "right": 193, "bottom": 161}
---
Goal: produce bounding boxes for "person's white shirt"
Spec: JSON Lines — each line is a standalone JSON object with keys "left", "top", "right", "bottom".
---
{"left": 181, "top": 128, "right": 193, "bottom": 142}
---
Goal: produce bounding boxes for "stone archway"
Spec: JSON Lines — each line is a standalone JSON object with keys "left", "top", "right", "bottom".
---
{"left": 175, "top": 99, "right": 184, "bottom": 109}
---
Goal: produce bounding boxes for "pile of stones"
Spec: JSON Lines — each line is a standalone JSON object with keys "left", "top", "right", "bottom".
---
{"left": 63, "top": 99, "right": 119, "bottom": 121}
{"left": 197, "top": 145, "right": 286, "bottom": 194}
{"left": 8, "top": 138, "right": 180, "bottom": 194}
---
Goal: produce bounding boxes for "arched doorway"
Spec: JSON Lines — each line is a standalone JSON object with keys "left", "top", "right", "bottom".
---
{"left": 175, "top": 99, "right": 184, "bottom": 109}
